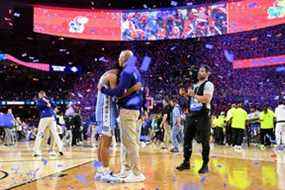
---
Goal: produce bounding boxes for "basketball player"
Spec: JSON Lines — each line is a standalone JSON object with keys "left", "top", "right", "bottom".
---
{"left": 33, "top": 91, "right": 64, "bottom": 157}
{"left": 275, "top": 99, "right": 285, "bottom": 151}
{"left": 176, "top": 65, "right": 214, "bottom": 174}
{"left": 95, "top": 68, "right": 142, "bottom": 182}
{"left": 99, "top": 50, "right": 145, "bottom": 182}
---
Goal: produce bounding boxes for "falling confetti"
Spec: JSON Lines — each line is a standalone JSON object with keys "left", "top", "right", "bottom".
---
{"left": 171, "top": 1, "right": 178, "bottom": 6}
{"left": 41, "top": 158, "right": 48, "bottom": 165}
{"left": 248, "top": 2, "right": 257, "bottom": 8}
{"left": 140, "top": 56, "right": 152, "bottom": 72}
{"left": 200, "top": 176, "right": 207, "bottom": 183}
{"left": 205, "top": 44, "right": 214, "bottom": 49}
{"left": 224, "top": 50, "right": 234, "bottom": 62}
{"left": 93, "top": 160, "right": 102, "bottom": 169}
{"left": 75, "top": 175, "right": 88, "bottom": 185}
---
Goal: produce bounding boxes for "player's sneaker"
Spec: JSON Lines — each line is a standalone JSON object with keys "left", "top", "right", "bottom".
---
{"left": 122, "top": 171, "right": 145, "bottom": 183}
{"left": 113, "top": 169, "right": 131, "bottom": 178}
{"left": 101, "top": 172, "right": 122, "bottom": 183}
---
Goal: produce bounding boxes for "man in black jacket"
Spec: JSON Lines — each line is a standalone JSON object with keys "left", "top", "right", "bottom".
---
{"left": 176, "top": 66, "right": 214, "bottom": 174}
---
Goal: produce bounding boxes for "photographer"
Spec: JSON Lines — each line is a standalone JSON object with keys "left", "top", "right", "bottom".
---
{"left": 176, "top": 65, "right": 214, "bottom": 174}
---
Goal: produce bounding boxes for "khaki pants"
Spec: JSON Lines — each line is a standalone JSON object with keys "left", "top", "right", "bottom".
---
{"left": 34, "top": 117, "right": 63, "bottom": 154}
{"left": 163, "top": 122, "right": 171, "bottom": 146}
{"left": 120, "top": 109, "right": 141, "bottom": 175}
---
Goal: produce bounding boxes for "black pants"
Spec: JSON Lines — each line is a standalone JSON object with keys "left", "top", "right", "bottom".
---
{"left": 260, "top": 128, "right": 274, "bottom": 145}
{"left": 72, "top": 127, "right": 81, "bottom": 146}
{"left": 114, "top": 126, "right": 120, "bottom": 143}
{"left": 183, "top": 113, "right": 210, "bottom": 165}
{"left": 216, "top": 127, "right": 224, "bottom": 145}
{"left": 225, "top": 124, "right": 232, "bottom": 145}
{"left": 232, "top": 128, "right": 244, "bottom": 146}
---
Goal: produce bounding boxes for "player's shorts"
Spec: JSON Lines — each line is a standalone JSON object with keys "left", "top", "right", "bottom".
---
{"left": 95, "top": 91, "right": 118, "bottom": 137}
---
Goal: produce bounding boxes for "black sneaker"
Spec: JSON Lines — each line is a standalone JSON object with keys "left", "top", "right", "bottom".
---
{"left": 59, "top": 152, "right": 64, "bottom": 156}
{"left": 176, "top": 162, "right": 190, "bottom": 171}
{"left": 198, "top": 165, "right": 209, "bottom": 174}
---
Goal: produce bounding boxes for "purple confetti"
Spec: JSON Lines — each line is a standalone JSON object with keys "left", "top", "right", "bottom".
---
{"left": 93, "top": 160, "right": 102, "bottom": 169}
{"left": 140, "top": 56, "right": 152, "bottom": 72}
{"left": 248, "top": 2, "right": 257, "bottom": 8}
{"left": 41, "top": 158, "right": 48, "bottom": 165}
{"left": 171, "top": 1, "right": 178, "bottom": 6}
{"left": 76, "top": 175, "right": 88, "bottom": 185}
{"left": 200, "top": 176, "right": 207, "bottom": 183}
{"left": 205, "top": 44, "right": 214, "bottom": 49}
{"left": 182, "top": 183, "right": 201, "bottom": 190}
{"left": 224, "top": 50, "right": 234, "bottom": 62}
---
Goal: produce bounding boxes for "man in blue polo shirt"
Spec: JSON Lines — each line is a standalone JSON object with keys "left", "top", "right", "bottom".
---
{"left": 33, "top": 90, "right": 64, "bottom": 157}
{"left": 99, "top": 50, "right": 144, "bottom": 183}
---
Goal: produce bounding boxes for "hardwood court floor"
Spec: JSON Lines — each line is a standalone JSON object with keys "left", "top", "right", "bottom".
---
{"left": 0, "top": 142, "right": 285, "bottom": 190}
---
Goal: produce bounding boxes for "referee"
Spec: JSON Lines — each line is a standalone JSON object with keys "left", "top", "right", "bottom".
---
{"left": 176, "top": 65, "right": 214, "bottom": 174}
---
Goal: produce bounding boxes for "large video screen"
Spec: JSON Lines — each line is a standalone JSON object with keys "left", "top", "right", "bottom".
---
{"left": 228, "top": 0, "right": 285, "bottom": 33}
{"left": 34, "top": 1, "right": 285, "bottom": 41}
{"left": 122, "top": 3, "right": 227, "bottom": 40}
{"left": 34, "top": 6, "right": 121, "bottom": 41}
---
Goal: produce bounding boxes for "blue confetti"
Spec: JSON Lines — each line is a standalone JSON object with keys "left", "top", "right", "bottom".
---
{"left": 13, "top": 12, "right": 21, "bottom": 17}
{"left": 140, "top": 56, "right": 152, "bottom": 72}
{"left": 170, "top": 46, "right": 176, "bottom": 51}
{"left": 171, "top": 1, "right": 178, "bottom": 6}
{"left": 248, "top": 2, "right": 257, "bottom": 8}
{"left": 205, "top": 44, "right": 214, "bottom": 49}
{"left": 224, "top": 50, "right": 234, "bottom": 62}
{"left": 200, "top": 176, "right": 207, "bottom": 183}
{"left": 93, "top": 160, "right": 102, "bottom": 169}
{"left": 276, "top": 66, "right": 285, "bottom": 73}
{"left": 182, "top": 183, "right": 201, "bottom": 190}
{"left": 76, "top": 175, "right": 88, "bottom": 185}
{"left": 41, "top": 158, "right": 48, "bottom": 165}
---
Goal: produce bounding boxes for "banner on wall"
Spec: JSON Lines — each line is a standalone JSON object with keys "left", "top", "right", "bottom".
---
{"left": 233, "top": 54, "right": 285, "bottom": 69}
